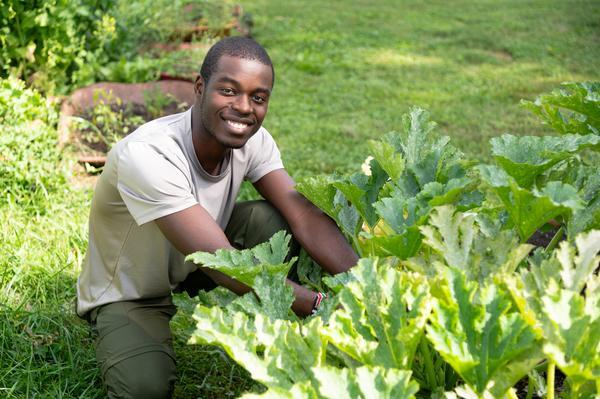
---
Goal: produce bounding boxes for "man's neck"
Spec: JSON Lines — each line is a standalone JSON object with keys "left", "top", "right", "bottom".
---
{"left": 191, "top": 109, "right": 229, "bottom": 176}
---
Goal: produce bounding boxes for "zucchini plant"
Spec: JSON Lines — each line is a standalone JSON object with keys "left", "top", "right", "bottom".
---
{"left": 186, "top": 82, "right": 600, "bottom": 398}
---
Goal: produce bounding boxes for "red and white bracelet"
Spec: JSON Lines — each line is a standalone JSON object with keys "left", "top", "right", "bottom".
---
{"left": 311, "top": 292, "right": 328, "bottom": 315}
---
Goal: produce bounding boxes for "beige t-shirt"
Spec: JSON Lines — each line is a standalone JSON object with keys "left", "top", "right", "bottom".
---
{"left": 76, "top": 108, "right": 283, "bottom": 316}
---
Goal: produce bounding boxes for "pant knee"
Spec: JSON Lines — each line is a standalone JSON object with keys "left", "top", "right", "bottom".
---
{"left": 104, "top": 351, "right": 176, "bottom": 399}
{"left": 248, "top": 200, "right": 289, "bottom": 235}
{"left": 227, "top": 200, "right": 289, "bottom": 245}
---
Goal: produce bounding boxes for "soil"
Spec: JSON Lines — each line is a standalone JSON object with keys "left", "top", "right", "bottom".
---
{"left": 514, "top": 368, "right": 566, "bottom": 398}
{"left": 527, "top": 228, "right": 562, "bottom": 248}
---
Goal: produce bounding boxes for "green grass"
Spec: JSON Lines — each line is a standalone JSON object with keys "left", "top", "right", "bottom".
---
{"left": 0, "top": 188, "right": 256, "bottom": 398}
{"left": 0, "top": 0, "right": 599, "bottom": 398}
{"left": 240, "top": 0, "right": 599, "bottom": 176}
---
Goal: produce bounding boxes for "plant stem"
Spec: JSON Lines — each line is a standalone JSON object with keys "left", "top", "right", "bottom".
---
{"left": 419, "top": 338, "right": 437, "bottom": 390}
{"left": 545, "top": 226, "right": 564, "bottom": 254}
{"left": 547, "top": 361, "right": 555, "bottom": 399}
{"left": 350, "top": 235, "right": 363, "bottom": 258}
{"left": 369, "top": 226, "right": 375, "bottom": 256}
{"left": 525, "top": 374, "right": 534, "bottom": 399}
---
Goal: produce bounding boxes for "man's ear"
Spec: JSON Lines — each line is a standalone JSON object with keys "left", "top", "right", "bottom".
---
{"left": 194, "top": 75, "right": 204, "bottom": 98}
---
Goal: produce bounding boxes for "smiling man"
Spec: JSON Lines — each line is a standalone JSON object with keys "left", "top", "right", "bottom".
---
{"left": 76, "top": 37, "right": 358, "bottom": 398}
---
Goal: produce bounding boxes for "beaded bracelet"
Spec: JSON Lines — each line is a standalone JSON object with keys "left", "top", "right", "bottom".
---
{"left": 311, "top": 292, "right": 328, "bottom": 315}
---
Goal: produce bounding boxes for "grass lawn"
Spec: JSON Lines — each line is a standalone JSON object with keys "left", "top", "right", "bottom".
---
{"left": 0, "top": 1, "right": 598, "bottom": 398}
{"left": 243, "top": 0, "right": 599, "bottom": 176}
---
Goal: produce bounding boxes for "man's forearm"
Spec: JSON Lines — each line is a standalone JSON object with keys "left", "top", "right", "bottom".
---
{"left": 290, "top": 204, "right": 359, "bottom": 275}
{"left": 155, "top": 202, "right": 347, "bottom": 317}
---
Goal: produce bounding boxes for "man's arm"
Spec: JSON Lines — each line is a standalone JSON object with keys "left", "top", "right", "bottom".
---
{"left": 253, "top": 169, "right": 359, "bottom": 275}
{"left": 154, "top": 204, "right": 319, "bottom": 316}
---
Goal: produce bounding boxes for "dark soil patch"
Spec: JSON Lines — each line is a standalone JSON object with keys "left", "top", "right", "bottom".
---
{"left": 527, "top": 228, "right": 562, "bottom": 248}
{"left": 514, "top": 368, "right": 567, "bottom": 398}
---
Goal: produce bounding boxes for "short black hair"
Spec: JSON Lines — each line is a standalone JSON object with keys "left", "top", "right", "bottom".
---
{"left": 200, "top": 37, "right": 274, "bottom": 85}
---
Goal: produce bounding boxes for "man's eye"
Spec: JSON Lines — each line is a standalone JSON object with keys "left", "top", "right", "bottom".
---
{"left": 220, "top": 88, "right": 235, "bottom": 95}
{"left": 252, "top": 95, "right": 266, "bottom": 104}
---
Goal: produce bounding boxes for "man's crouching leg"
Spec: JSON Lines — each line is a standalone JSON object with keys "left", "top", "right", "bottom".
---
{"left": 225, "top": 199, "right": 302, "bottom": 281}
{"left": 91, "top": 297, "right": 177, "bottom": 399}
{"left": 225, "top": 199, "right": 300, "bottom": 251}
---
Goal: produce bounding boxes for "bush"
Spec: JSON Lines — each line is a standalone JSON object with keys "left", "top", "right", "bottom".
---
{"left": 0, "top": 0, "right": 116, "bottom": 93}
{"left": 0, "top": 0, "right": 237, "bottom": 93}
{"left": 0, "top": 77, "right": 67, "bottom": 209}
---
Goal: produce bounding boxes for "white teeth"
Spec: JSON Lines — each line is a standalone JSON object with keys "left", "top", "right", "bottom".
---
{"left": 226, "top": 120, "right": 248, "bottom": 130}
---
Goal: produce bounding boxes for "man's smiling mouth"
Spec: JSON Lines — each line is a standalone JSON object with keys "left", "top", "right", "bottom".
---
{"left": 224, "top": 119, "right": 251, "bottom": 132}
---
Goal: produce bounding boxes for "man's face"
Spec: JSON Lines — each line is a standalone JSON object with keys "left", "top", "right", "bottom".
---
{"left": 195, "top": 55, "right": 273, "bottom": 149}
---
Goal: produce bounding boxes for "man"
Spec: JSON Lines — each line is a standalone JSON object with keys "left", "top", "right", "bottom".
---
{"left": 77, "top": 37, "right": 358, "bottom": 398}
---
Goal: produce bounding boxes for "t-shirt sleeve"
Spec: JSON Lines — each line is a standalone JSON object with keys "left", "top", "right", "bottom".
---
{"left": 116, "top": 141, "right": 198, "bottom": 225}
{"left": 245, "top": 128, "right": 285, "bottom": 183}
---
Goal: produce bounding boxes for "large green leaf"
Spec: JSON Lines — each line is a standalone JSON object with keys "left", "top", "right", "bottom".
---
{"left": 521, "top": 82, "right": 600, "bottom": 136}
{"left": 422, "top": 178, "right": 480, "bottom": 209}
{"left": 384, "top": 107, "right": 472, "bottom": 212}
{"left": 398, "top": 107, "right": 438, "bottom": 169}
{"left": 509, "top": 230, "right": 600, "bottom": 395}
{"left": 334, "top": 190, "right": 362, "bottom": 238}
{"left": 323, "top": 258, "right": 431, "bottom": 370}
{"left": 419, "top": 206, "right": 476, "bottom": 272}
{"left": 251, "top": 268, "right": 295, "bottom": 320}
{"left": 368, "top": 139, "right": 405, "bottom": 183}
{"left": 426, "top": 267, "right": 542, "bottom": 396}
{"left": 295, "top": 249, "right": 326, "bottom": 292}
{"left": 418, "top": 205, "right": 533, "bottom": 282}
{"left": 361, "top": 174, "right": 478, "bottom": 260}
{"left": 569, "top": 196, "right": 600, "bottom": 239}
{"left": 385, "top": 108, "right": 465, "bottom": 194}
{"left": 191, "top": 300, "right": 420, "bottom": 398}
{"left": 360, "top": 226, "right": 422, "bottom": 260}
{"left": 333, "top": 160, "right": 388, "bottom": 228}
{"left": 478, "top": 165, "right": 583, "bottom": 241}
{"left": 569, "top": 166, "right": 600, "bottom": 238}
{"left": 490, "top": 134, "right": 600, "bottom": 188}
{"left": 373, "top": 196, "right": 425, "bottom": 234}
{"left": 241, "top": 366, "right": 418, "bottom": 399}
{"left": 297, "top": 108, "right": 469, "bottom": 240}
{"left": 297, "top": 166, "right": 387, "bottom": 232}
{"left": 312, "top": 366, "right": 419, "bottom": 399}
{"left": 189, "top": 308, "right": 326, "bottom": 390}
{"left": 186, "top": 231, "right": 296, "bottom": 319}
{"left": 295, "top": 175, "right": 340, "bottom": 221}
{"left": 186, "top": 231, "right": 294, "bottom": 287}
{"left": 322, "top": 270, "right": 355, "bottom": 294}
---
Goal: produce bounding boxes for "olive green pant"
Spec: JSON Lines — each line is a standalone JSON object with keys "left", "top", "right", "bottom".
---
{"left": 89, "top": 200, "right": 297, "bottom": 399}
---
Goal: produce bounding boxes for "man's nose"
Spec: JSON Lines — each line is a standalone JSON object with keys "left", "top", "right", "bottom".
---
{"left": 232, "top": 95, "right": 252, "bottom": 114}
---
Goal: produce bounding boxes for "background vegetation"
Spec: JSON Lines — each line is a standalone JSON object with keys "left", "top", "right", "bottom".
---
{"left": 0, "top": 0, "right": 598, "bottom": 398}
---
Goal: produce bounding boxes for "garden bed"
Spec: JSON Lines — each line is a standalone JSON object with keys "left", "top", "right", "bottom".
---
{"left": 59, "top": 79, "right": 196, "bottom": 168}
